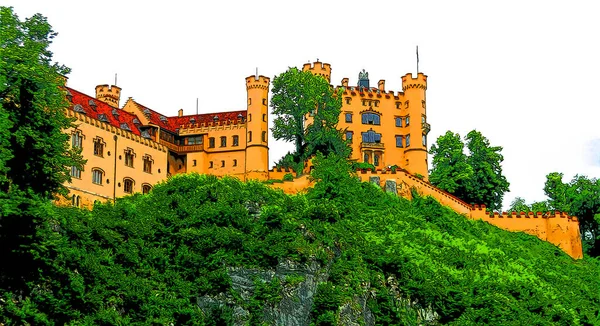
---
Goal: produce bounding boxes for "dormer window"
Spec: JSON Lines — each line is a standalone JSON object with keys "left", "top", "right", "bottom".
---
{"left": 237, "top": 113, "right": 243, "bottom": 121}
{"left": 98, "top": 114, "right": 109, "bottom": 123}
{"left": 120, "top": 123, "right": 131, "bottom": 131}
{"left": 143, "top": 108, "right": 151, "bottom": 118}
{"left": 73, "top": 104, "right": 85, "bottom": 114}
{"left": 66, "top": 89, "right": 73, "bottom": 102}
{"left": 159, "top": 116, "right": 167, "bottom": 123}
{"left": 132, "top": 118, "right": 140, "bottom": 125}
{"left": 213, "top": 115, "right": 219, "bottom": 122}
{"left": 88, "top": 99, "right": 97, "bottom": 111}
{"left": 189, "top": 117, "right": 196, "bottom": 124}
{"left": 112, "top": 108, "right": 119, "bottom": 117}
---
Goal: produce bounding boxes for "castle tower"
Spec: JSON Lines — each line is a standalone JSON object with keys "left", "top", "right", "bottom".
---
{"left": 302, "top": 60, "right": 331, "bottom": 83}
{"left": 245, "top": 74, "right": 270, "bottom": 181}
{"left": 95, "top": 84, "right": 122, "bottom": 108}
{"left": 401, "top": 73, "right": 429, "bottom": 180}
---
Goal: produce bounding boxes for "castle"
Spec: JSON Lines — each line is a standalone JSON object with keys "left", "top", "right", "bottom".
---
{"left": 59, "top": 60, "right": 583, "bottom": 259}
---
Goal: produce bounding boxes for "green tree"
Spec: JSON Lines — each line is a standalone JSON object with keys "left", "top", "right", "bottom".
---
{"left": 270, "top": 67, "right": 348, "bottom": 175}
{"left": 429, "top": 130, "right": 509, "bottom": 211}
{"left": 0, "top": 6, "right": 83, "bottom": 291}
{"left": 544, "top": 172, "right": 600, "bottom": 256}
{"left": 428, "top": 131, "right": 473, "bottom": 197}
{"left": 464, "top": 130, "right": 510, "bottom": 211}
{"left": 0, "top": 6, "right": 82, "bottom": 198}
{"left": 508, "top": 197, "right": 531, "bottom": 213}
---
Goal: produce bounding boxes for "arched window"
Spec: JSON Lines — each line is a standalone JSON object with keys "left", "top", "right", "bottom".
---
{"left": 262, "top": 131, "right": 267, "bottom": 142}
{"left": 248, "top": 131, "right": 252, "bottom": 142}
{"left": 232, "top": 135, "right": 239, "bottom": 146}
{"left": 142, "top": 184, "right": 152, "bottom": 194}
{"left": 422, "top": 134, "right": 427, "bottom": 147}
{"left": 361, "top": 112, "right": 380, "bottom": 125}
{"left": 374, "top": 154, "right": 380, "bottom": 166}
{"left": 363, "top": 152, "right": 369, "bottom": 163}
{"left": 92, "top": 168, "right": 104, "bottom": 185}
{"left": 72, "top": 195, "right": 80, "bottom": 207}
{"left": 123, "top": 178, "right": 134, "bottom": 194}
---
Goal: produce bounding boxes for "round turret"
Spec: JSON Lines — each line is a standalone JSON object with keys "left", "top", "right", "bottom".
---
{"left": 302, "top": 60, "right": 331, "bottom": 83}
{"left": 95, "top": 84, "right": 122, "bottom": 108}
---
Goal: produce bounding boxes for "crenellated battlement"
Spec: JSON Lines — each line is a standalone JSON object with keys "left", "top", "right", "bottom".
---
{"left": 490, "top": 211, "right": 577, "bottom": 220}
{"left": 302, "top": 61, "right": 331, "bottom": 82}
{"left": 401, "top": 73, "right": 427, "bottom": 91}
{"left": 178, "top": 120, "right": 246, "bottom": 135}
{"left": 95, "top": 84, "right": 122, "bottom": 108}
{"left": 245, "top": 75, "right": 270, "bottom": 90}
{"left": 339, "top": 86, "right": 405, "bottom": 99}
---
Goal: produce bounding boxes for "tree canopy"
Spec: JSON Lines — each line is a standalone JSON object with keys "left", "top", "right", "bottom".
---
{"left": 270, "top": 67, "right": 349, "bottom": 174}
{"left": 543, "top": 172, "right": 600, "bottom": 257}
{"left": 0, "top": 6, "right": 83, "bottom": 291}
{"left": 429, "top": 130, "right": 509, "bottom": 211}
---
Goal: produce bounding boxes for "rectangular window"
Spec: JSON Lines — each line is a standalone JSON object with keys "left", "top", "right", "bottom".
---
{"left": 220, "top": 136, "right": 226, "bottom": 147}
{"left": 193, "top": 159, "right": 197, "bottom": 167}
{"left": 345, "top": 98, "right": 351, "bottom": 105}
{"left": 233, "top": 159, "right": 237, "bottom": 166}
{"left": 70, "top": 166, "right": 81, "bottom": 179}
{"left": 72, "top": 132, "right": 82, "bottom": 148}
{"left": 396, "top": 135, "right": 403, "bottom": 148}
{"left": 125, "top": 150, "right": 134, "bottom": 168}
{"left": 395, "top": 117, "right": 402, "bottom": 127}
{"left": 233, "top": 135, "right": 239, "bottom": 146}
{"left": 221, "top": 160, "right": 225, "bottom": 167}
{"left": 346, "top": 131, "right": 353, "bottom": 143}
{"left": 422, "top": 134, "right": 427, "bottom": 146}
{"left": 362, "top": 113, "right": 380, "bottom": 125}
{"left": 124, "top": 179, "right": 133, "bottom": 194}
{"left": 345, "top": 113, "right": 352, "bottom": 123}
{"left": 209, "top": 161, "right": 213, "bottom": 168}
{"left": 248, "top": 131, "right": 252, "bottom": 142}
{"left": 405, "top": 116, "right": 410, "bottom": 126}
{"left": 188, "top": 136, "right": 202, "bottom": 145}
{"left": 92, "top": 170, "right": 103, "bottom": 185}
{"left": 93, "top": 138, "right": 104, "bottom": 157}
{"left": 209, "top": 137, "right": 215, "bottom": 148}
{"left": 406, "top": 134, "right": 411, "bottom": 147}
{"left": 143, "top": 156, "right": 152, "bottom": 173}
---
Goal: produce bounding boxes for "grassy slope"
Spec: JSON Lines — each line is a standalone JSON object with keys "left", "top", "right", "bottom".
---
{"left": 1, "top": 172, "right": 599, "bottom": 325}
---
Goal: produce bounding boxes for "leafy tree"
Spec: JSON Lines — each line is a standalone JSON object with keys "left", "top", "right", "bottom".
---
{"left": 0, "top": 6, "right": 82, "bottom": 198}
{"left": 508, "top": 197, "right": 531, "bottom": 213}
{"left": 270, "top": 67, "right": 348, "bottom": 175}
{"left": 428, "top": 131, "right": 473, "bottom": 197}
{"left": 464, "top": 130, "right": 510, "bottom": 211}
{"left": 544, "top": 172, "right": 600, "bottom": 256}
{"left": 429, "top": 130, "right": 509, "bottom": 211}
{"left": 0, "top": 6, "right": 83, "bottom": 291}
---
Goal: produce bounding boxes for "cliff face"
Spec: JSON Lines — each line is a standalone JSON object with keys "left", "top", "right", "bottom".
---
{"left": 197, "top": 259, "right": 436, "bottom": 326}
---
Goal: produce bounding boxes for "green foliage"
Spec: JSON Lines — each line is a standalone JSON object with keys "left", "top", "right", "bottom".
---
{"left": 2, "top": 154, "right": 600, "bottom": 325}
{"left": 270, "top": 67, "right": 349, "bottom": 176}
{"left": 0, "top": 7, "right": 84, "bottom": 293}
{"left": 282, "top": 173, "right": 294, "bottom": 182}
{"left": 351, "top": 161, "right": 375, "bottom": 171}
{"left": 429, "top": 130, "right": 509, "bottom": 211}
{"left": 544, "top": 172, "right": 600, "bottom": 257}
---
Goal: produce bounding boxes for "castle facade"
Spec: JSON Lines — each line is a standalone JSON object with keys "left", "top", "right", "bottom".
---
{"left": 59, "top": 60, "right": 583, "bottom": 259}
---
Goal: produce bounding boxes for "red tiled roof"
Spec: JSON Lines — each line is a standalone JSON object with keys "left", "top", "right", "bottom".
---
{"left": 67, "top": 87, "right": 142, "bottom": 136}
{"left": 134, "top": 101, "right": 247, "bottom": 134}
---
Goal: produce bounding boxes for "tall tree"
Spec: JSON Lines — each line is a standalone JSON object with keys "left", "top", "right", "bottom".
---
{"left": 0, "top": 6, "right": 83, "bottom": 290}
{"left": 429, "top": 130, "right": 509, "bottom": 211}
{"left": 508, "top": 197, "right": 531, "bottom": 213}
{"left": 464, "top": 130, "right": 510, "bottom": 211}
{"left": 544, "top": 172, "right": 600, "bottom": 256}
{"left": 270, "top": 67, "right": 348, "bottom": 174}
{"left": 428, "top": 131, "right": 473, "bottom": 197}
{"left": 0, "top": 6, "right": 82, "bottom": 198}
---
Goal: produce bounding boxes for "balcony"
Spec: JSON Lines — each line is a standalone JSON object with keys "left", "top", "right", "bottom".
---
{"left": 422, "top": 122, "right": 431, "bottom": 135}
{"left": 360, "top": 142, "right": 385, "bottom": 150}
{"left": 159, "top": 139, "right": 204, "bottom": 153}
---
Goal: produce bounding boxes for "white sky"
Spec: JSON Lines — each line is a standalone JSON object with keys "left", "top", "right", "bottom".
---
{"left": 6, "top": 1, "right": 600, "bottom": 211}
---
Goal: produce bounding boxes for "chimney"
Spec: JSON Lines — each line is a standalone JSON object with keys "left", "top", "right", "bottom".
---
{"left": 178, "top": 109, "right": 183, "bottom": 117}
{"left": 341, "top": 78, "right": 349, "bottom": 87}
{"left": 378, "top": 80, "right": 385, "bottom": 91}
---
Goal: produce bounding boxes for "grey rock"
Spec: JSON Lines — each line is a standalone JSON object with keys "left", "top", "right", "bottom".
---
{"left": 369, "top": 176, "right": 381, "bottom": 187}
{"left": 385, "top": 179, "right": 397, "bottom": 194}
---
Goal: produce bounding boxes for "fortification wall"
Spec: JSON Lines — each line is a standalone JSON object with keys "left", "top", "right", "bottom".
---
{"left": 267, "top": 175, "right": 313, "bottom": 194}
{"left": 470, "top": 205, "right": 583, "bottom": 259}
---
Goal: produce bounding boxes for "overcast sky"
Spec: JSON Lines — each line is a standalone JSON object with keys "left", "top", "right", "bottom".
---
{"left": 6, "top": 1, "right": 600, "bottom": 210}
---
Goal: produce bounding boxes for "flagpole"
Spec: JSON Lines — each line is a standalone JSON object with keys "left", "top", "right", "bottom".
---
{"left": 416, "top": 45, "right": 419, "bottom": 74}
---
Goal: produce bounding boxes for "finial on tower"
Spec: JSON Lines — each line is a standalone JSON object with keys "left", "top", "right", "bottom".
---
{"left": 115, "top": 73, "right": 118, "bottom": 86}
{"left": 416, "top": 45, "right": 420, "bottom": 74}
{"left": 255, "top": 67, "right": 259, "bottom": 80}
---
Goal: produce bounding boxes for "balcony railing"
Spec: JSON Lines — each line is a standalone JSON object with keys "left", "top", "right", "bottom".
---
{"left": 159, "top": 139, "right": 204, "bottom": 153}
{"left": 360, "top": 142, "right": 385, "bottom": 149}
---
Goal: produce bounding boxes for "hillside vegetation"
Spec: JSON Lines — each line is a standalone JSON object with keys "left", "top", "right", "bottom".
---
{"left": 1, "top": 154, "right": 599, "bottom": 325}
